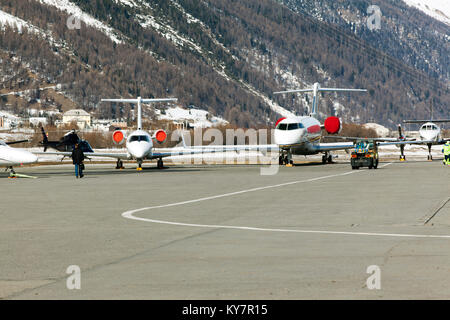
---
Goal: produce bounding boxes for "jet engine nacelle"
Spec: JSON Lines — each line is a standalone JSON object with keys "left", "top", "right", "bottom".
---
{"left": 153, "top": 129, "right": 167, "bottom": 144}
{"left": 324, "top": 116, "right": 342, "bottom": 134}
{"left": 112, "top": 129, "right": 126, "bottom": 145}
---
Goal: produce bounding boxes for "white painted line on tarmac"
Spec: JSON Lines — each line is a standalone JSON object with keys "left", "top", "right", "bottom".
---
{"left": 120, "top": 163, "right": 450, "bottom": 239}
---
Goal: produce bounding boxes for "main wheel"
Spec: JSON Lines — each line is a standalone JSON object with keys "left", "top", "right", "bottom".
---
{"left": 157, "top": 159, "right": 164, "bottom": 169}
{"left": 327, "top": 155, "right": 333, "bottom": 163}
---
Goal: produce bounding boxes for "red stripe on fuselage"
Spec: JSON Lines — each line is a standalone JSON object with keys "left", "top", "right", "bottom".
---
{"left": 307, "top": 125, "right": 321, "bottom": 133}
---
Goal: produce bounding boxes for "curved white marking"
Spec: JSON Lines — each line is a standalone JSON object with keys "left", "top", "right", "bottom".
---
{"left": 121, "top": 163, "right": 450, "bottom": 239}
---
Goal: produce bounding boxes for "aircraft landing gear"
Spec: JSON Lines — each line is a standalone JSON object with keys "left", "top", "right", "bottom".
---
{"left": 279, "top": 150, "right": 293, "bottom": 166}
{"left": 115, "top": 159, "right": 124, "bottom": 169}
{"left": 157, "top": 158, "right": 164, "bottom": 169}
{"left": 322, "top": 153, "right": 333, "bottom": 164}
{"left": 137, "top": 160, "right": 143, "bottom": 171}
{"left": 399, "top": 145, "right": 406, "bottom": 161}
{"left": 6, "top": 166, "right": 16, "bottom": 178}
{"left": 427, "top": 143, "right": 433, "bottom": 161}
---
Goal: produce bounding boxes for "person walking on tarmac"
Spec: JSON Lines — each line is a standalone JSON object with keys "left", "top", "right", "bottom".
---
{"left": 443, "top": 141, "right": 450, "bottom": 166}
{"left": 71, "top": 143, "right": 85, "bottom": 178}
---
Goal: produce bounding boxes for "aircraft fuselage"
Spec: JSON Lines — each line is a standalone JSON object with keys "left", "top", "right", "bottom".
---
{"left": 274, "top": 116, "right": 322, "bottom": 155}
{"left": 0, "top": 143, "right": 38, "bottom": 167}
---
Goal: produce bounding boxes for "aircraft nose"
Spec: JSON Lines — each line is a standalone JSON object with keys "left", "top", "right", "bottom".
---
{"left": 18, "top": 151, "right": 38, "bottom": 164}
{"left": 129, "top": 143, "right": 148, "bottom": 159}
{"left": 134, "top": 150, "right": 145, "bottom": 159}
{"left": 25, "top": 152, "right": 38, "bottom": 164}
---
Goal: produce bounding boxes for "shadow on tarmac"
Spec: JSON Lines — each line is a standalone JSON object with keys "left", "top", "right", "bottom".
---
{"left": 0, "top": 165, "right": 208, "bottom": 179}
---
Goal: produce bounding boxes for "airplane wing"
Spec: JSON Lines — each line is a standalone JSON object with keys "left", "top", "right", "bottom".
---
{"left": 178, "top": 144, "right": 278, "bottom": 151}
{"left": 376, "top": 140, "right": 436, "bottom": 147}
{"left": 311, "top": 142, "right": 355, "bottom": 152}
{"left": 403, "top": 120, "right": 450, "bottom": 123}
{"left": 311, "top": 139, "right": 440, "bottom": 152}
{"left": 322, "top": 136, "right": 406, "bottom": 142}
{"left": 32, "top": 151, "right": 129, "bottom": 159}
{"left": 149, "top": 145, "right": 279, "bottom": 159}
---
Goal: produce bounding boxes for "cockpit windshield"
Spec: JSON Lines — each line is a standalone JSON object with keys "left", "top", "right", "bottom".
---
{"left": 277, "top": 123, "right": 304, "bottom": 130}
{"left": 423, "top": 124, "right": 438, "bottom": 131}
{"left": 129, "top": 135, "right": 150, "bottom": 142}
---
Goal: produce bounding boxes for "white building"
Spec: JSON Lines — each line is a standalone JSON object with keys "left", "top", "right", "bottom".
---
{"left": 29, "top": 117, "right": 48, "bottom": 126}
{"left": 61, "top": 109, "right": 91, "bottom": 129}
{"left": 0, "top": 111, "right": 22, "bottom": 129}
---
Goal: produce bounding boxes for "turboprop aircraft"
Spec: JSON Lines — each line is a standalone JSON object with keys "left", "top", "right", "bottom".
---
{"left": 322, "top": 124, "right": 416, "bottom": 161}
{"left": 401, "top": 119, "right": 450, "bottom": 160}
{"left": 0, "top": 140, "right": 38, "bottom": 176}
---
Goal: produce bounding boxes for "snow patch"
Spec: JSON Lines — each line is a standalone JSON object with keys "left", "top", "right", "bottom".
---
{"left": 402, "top": 0, "right": 450, "bottom": 25}
{"left": 38, "top": 0, "right": 122, "bottom": 43}
{"left": 0, "top": 9, "right": 41, "bottom": 33}
{"left": 156, "top": 106, "right": 228, "bottom": 128}
{"left": 363, "top": 123, "right": 390, "bottom": 137}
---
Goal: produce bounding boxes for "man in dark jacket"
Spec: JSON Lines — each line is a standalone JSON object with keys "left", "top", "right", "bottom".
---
{"left": 71, "top": 143, "right": 85, "bottom": 178}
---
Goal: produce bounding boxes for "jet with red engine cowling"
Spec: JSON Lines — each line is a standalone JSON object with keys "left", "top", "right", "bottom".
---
{"left": 272, "top": 82, "right": 368, "bottom": 164}
{"left": 33, "top": 97, "right": 224, "bottom": 170}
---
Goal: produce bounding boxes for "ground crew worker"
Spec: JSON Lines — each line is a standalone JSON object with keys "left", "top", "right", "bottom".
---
{"left": 442, "top": 141, "right": 450, "bottom": 166}
{"left": 71, "top": 143, "right": 85, "bottom": 178}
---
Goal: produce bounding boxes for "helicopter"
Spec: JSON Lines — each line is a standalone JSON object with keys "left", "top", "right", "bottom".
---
{"left": 40, "top": 127, "right": 94, "bottom": 153}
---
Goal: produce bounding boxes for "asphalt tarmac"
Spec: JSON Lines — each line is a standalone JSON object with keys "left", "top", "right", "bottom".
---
{"left": 1, "top": 159, "right": 449, "bottom": 299}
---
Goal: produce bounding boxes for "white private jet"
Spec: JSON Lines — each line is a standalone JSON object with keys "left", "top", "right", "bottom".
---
{"left": 271, "top": 82, "right": 368, "bottom": 164}
{"left": 0, "top": 140, "right": 38, "bottom": 177}
{"left": 35, "top": 97, "right": 224, "bottom": 170}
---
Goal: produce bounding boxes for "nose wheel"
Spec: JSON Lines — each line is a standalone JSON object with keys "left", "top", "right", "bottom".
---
{"left": 427, "top": 144, "right": 433, "bottom": 161}
{"left": 137, "top": 160, "right": 143, "bottom": 171}
{"left": 6, "top": 166, "right": 16, "bottom": 178}
{"left": 157, "top": 158, "right": 164, "bottom": 169}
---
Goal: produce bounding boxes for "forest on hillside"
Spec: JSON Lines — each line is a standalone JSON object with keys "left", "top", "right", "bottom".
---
{"left": 0, "top": 0, "right": 448, "bottom": 128}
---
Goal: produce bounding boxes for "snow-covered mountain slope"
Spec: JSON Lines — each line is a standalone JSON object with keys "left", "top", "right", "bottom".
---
{"left": 0, "top": 0, "right": 448, "bottom": 129}
{"left": 37, "top": 0, "right": 122, "bottom": 43}
{"left": 0, "top": 9, "right": 40, "bottom": 33}
{"left": 403, "top": 0, "right": 450, "bottom": 25}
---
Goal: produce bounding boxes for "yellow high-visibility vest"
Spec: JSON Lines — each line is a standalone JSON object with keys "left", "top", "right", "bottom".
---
{"left": 444, "top": 144, "right": 450, "bottom": 156}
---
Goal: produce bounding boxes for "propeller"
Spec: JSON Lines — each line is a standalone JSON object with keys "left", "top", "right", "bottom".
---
{"left": 5, "top": 140, "right": 29, "bottom": 145}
